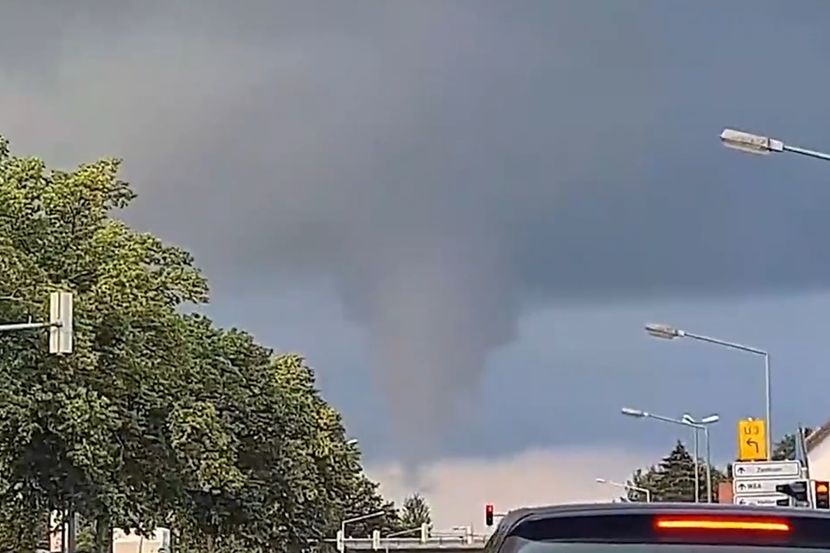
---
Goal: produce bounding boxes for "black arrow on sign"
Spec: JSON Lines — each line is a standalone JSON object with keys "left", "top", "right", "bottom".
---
{"left": 737, "top": 466, "right": 746, "bottom": 474}
{"left": 746, "top": 438, "right": 759, "bottom": 454}
{"left": 738, "top": 483, "right": 746, "bottom": 490}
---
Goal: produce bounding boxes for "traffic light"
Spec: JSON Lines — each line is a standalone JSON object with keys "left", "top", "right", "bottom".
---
{"left": 485, "top": 504, "right": 494, "bottom": 526}
{"left": 776, "top": 480, "right": 809, "bottom": 504}
{"left": 815, "top": 481, "right": 829, "bottom": 509}
{"left": 48, "top": 291, "right": 73, "bottom": 354}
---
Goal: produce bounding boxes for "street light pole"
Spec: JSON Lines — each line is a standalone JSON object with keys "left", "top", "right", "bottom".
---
{"left": 693, "top": 428, "right": 699, "bottom": 504}
{"left": 705, "top": 424, "right": 712, "bottom": 499}
{"left": 720, "top": 128, "right": 830, "bottom": 162}
{"left": 622, "top": 407, "right": 710, "bottom": 503}
{"left": 683, "top": 413, "right": 720, "bottom": 503}
{"left": 645, "top": 323, "right": 771, "bottom": 460}
{"left": 595, "top": 478, "right": 651, "bottom": 503}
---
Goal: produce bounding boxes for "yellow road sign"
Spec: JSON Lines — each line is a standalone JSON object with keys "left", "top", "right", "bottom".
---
{"left": 737, "top": 418, "right": 767, "bottom": 461}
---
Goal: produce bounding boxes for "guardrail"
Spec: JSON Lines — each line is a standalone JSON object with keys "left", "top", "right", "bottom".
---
{"left": 327, "top": 535, "right": 489, "bottom": 551}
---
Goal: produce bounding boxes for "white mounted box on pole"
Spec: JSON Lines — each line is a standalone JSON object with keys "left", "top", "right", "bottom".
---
{"left": 49, "top": 291, "right": 73, "bottom": 354}
{"left": 336, "top": 530, "right": 344, "bottom": 553}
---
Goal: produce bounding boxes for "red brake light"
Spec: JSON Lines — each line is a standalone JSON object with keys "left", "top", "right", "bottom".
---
{"left": 656, "top": 517, "right": 790, "bottom": 532}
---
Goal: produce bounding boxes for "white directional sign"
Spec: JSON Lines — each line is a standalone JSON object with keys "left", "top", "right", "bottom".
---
{"left": 732, "top": 460, "right": 805, "bottom": 507}
{"left": 734, "top": 494, "right": 789, "bottom": 507}
{"left": 733, "top": 460, "right": 801, "bottom": 479}
{"left": 733, "top": 478, "right": 796, "bottom": 495}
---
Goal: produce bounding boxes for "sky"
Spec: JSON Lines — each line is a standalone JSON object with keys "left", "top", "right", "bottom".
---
{"left": 4, "top": 0, "right": 830, "bottom": 528}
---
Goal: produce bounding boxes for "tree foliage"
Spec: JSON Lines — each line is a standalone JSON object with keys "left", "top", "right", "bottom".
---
{"left": 0, "top": 135, "right": 397, "bottom": 553}
{"left": 771, "top": 429, "right": 813, "bottom": 461}
{"left": 399, "top": 494, "right": 432, "bottom": 532}
{"left": 625, "top": 441, "right": 726, "bottom": 503}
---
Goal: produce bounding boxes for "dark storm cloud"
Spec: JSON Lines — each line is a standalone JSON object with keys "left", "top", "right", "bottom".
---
{"left": 3, "top": 0, "right": 830, "bottom": 456}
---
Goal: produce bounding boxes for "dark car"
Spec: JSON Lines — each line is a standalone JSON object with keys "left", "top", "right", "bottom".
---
{"left": 485, "top": 502, "right": 830, "bottom": 553}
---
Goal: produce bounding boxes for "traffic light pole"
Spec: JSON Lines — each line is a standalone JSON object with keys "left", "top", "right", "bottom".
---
{"left": 0, "top": 292, "right": 73, "bottom": 354}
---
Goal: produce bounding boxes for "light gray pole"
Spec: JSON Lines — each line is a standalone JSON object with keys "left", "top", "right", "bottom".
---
{"left": 682, "top": 331, "right": 771, "bottom": 461}
{"left": 683, "top": 413, "right": 718, "bottom": 503}
{"left": 704, "top": 425, "right": 712, "bottom": 503}
{"left": 783, "top": 144, "right": 830, "bottom": 161}
{"left": 692, "top": 429, "right": 699, "bottom": 504}
{"left": 645, "top": 324, "right": 770, "bottom": 461}
{"left": 765, "top": 352, "right": 772, "bottom": 460}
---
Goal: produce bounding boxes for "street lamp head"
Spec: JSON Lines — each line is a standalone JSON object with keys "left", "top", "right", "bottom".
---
{"left": 595, "top": 477, "right": 607, "bottom": 483}
{"left": 346, "top": 438, "right": 359, "bottom": 446}
{"left": 621, "top": 407, "right": 646, "bottom": 418}
{"left": 720, "top": 128, "right": 783, "bottom": 155}
{"left": 645, "top": 323, "right": 683, "bottom": 340}
{"left": 681, "top": 413, "right": 719, "bottom": 425}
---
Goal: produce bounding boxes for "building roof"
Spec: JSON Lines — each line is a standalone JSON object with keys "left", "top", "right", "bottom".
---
{"left": 805, "top": 424, "right": 826, "bottom": 452}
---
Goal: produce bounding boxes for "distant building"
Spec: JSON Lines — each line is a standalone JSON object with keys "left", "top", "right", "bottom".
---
{"left": 112, "top": 529, "right": 167, "bottom": 553}
{"left": 717, "top": 481, "right": 733, "bottom": 503}
{"left": 806, "top": 424, "right": 830, "bottom": 481}
{"left": 47, "top": 515, "right": 168, "bottom": 553}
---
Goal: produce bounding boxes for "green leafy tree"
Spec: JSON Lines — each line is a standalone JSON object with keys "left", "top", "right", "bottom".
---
{"left": 772, "top": 429, "right": 813, "bottom": 461}
{"left": 337, "top": 477, "right": 401, "bottom": 539}
{"left": 399, "top": 493, "right": 432, "bottom": 533}
{"left": 625, "top": 441, "right": 726, "bottom": 503}
{"left": 270, "top": 354, "right": 401, "bottom": 541}
{"left": 0, "top": 135, "right": 402, "bottom": 553}
{"left": 625, "top": 466, "right": 660, "bottom": 502}
{"left": 773, "top": 435, "right": 797, "bottom": 461}
{"left": 0, "top": 135, "right": 209, "bottom": 550}
{"left": 171, "top": 332, "right": 399, "bottom": 552}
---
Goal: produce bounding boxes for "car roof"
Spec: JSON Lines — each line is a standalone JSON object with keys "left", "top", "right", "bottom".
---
{"left": 497, "top": 502, "right": 830, "bottom": 533}
{"left": 485, "top": 502, "right": 830, "bottom": 551}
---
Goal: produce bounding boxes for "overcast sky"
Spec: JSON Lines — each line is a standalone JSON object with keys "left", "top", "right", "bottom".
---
{"left": 4, "top": 0, "right": 830, "bottom": 522}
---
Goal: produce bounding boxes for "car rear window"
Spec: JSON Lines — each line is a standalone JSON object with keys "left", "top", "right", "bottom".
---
{"left": 510, "top": 542, "right": 826, "bottom": 553}
{"left": 499, "top": 512, "right": 830, "bottom": 551}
